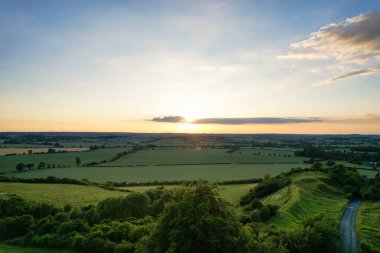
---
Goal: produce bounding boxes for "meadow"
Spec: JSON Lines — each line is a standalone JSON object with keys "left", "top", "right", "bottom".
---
{"left": 106, "top": 147, "right": 303, "bottom": 166}
{"left": 9, "top": 163, "right": 302, "bottom": 183}
{"left": 0, "top": 182, "right": 129, "bottom": 208}
{"left": 261, "top": 171, "right": 348, "bottom": 229}
{"left": 118, "top": 183, "right": 256, "bottom": 205}
{"left": 356, "top": 201, "right": 380, "bottom": 252}
{"left": 0, "top": 147, "right": 130, "bottom": 174}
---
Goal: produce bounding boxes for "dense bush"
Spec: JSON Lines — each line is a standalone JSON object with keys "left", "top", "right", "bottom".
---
{"left": 97, "top": 193, "right": 150, "bottom": 220}
{"left": 240, "top": 176, "right": 290, "bottom": 205}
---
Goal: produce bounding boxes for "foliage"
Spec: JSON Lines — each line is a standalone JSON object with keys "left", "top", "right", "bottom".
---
{"left": 240, "top": 176, "right": 290, "bottom": 205}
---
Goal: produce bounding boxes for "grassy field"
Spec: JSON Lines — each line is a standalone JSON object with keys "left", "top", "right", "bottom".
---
{"left": 0, "top": 148, "right": 88, "bottom": 155}
{"left": 106, "top": 148, "right": 303, "bottom": 166}
{"left": 0, "top": 147, "right": 130, "bottom": 173}
{"left": 0, "top": 182, "right": 254, "bottom": 208}
{"left": 356, "top": 201, "right": 380, "bottom": 252}
{"left": 262, "top": 172, "right": 348, "bottom": 229}
{"left": 0, "top": 183, "right": 129, "bottom": 208}
{"left": 0, "top": 243, "right": 72, "bottom": 253}
{"left": 8, "top": 163, "right": 304, "bottom": 183}
{"left": 120, "top": 183, "right": 256, "bottom": 205}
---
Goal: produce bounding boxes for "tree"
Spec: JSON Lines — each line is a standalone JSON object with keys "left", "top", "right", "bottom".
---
{"left": 25, "top": 163, "right": 34, "bottom": 170}
{"left": 76, "top": 156, "right": 81, "bottom": 167}
{"left": 16, "top": 163, "right": 25, "bottom": 172}
{"left": 147, "top": 182, "right": 246, "bottom": 253}
{"left": 38, "top": 162, "right": 46, "bottom": 169}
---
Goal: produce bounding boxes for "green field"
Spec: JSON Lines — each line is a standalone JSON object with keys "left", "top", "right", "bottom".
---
{"left": 0, "top": 182, "right": 254, "bottom": 208}
{"left": 0, "top": 243, "right": 72, "bottom": 253}
{"left": 8, "top": 163, "right": 304, "bottom": 183}
{"left": 106, "top": 148, "right": 303, "bottom": 166}
{"left": 356, "top": 201, "right": 380, "bottom": 252}
{"left": 120, "top": 183, "right": 256, "bottom": 205}
{"left": 0, "top": 147, "right": 130, "bottom": 173}
{"left": 261, "top": 172, "right": 348, "bottom": 229}
{"left": 0, "top": 183, "right": 129, "bottom": 208}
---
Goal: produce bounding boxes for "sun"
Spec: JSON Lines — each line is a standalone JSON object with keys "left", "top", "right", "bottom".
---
{"left": 176, "top": 103, "right": 206, "bottom": 123}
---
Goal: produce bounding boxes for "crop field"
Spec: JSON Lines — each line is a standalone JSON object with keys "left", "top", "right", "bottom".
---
{"left": 9, "top": 163, "right": 303, "bottom": 183}
{"left": 261, "top": 172, "right": 348, "bottom": 229}
{"left": 0, "top": 182, "right": 129, "bottom": 208}
{"left": 0, "top": 147, "right": 130, "bottom": 173}
{"left": 106, "top": 148, "right": 303, "bottom": 166}
{"left": 356, "top": 201, "right": 380, "bottom": 252}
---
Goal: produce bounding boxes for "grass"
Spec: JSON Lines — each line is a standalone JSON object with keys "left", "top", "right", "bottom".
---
{"left": 0, "top": 182, "right": 130, "bottom": 208}
{"left": 262, "top": 171, "right": 348, "bottom": 229}
{"left": 0, "top": 147, "right": 130, "bottom": 173}
{"left": 0, "top": 181, "right": 255, "bottom": 209}
{"left": 356, "top": 201, "right": 380, "bottom": 252}
{"left": 121, "top": 183, "right": 256, "bottom": 205}
{"left": 0, "top": 243, "right": 72, "bottom": 253}
{"left": 8, "top": 163, "right": 304, "bottom": 183}
{"left": 106, "top": 148, "right": 304, "bottom": 166}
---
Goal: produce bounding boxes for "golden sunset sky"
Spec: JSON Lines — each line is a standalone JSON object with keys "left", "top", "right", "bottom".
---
{"left": 1, "top": 1, "right": 380, "bottom": 134}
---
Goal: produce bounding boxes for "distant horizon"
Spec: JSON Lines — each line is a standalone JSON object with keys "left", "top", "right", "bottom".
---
{"left": 1, "top": 131, "right": 380, "bottom": 137}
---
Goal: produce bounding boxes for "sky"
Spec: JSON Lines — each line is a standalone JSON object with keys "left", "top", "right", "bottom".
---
{"left": 0, "top": 0, "right": 380, "bottom": 134}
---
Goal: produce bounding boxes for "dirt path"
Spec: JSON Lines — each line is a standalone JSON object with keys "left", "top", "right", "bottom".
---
{"left": 339, "top": 199, "right": 361, "bottom": 253}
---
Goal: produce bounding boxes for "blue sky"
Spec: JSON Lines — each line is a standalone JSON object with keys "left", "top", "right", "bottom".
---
{"left": 0, "top": 0, "right": 379, "bottom": 133}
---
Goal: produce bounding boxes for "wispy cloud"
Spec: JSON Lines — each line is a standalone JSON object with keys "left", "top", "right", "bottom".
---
{"left": 277, "top": 53, "right": 328, "bottom": 60}
{"left": 150, "top": 116, "right": 186, "bottom": 123}
{"left": 319, "top": 67, "right": 380, "bottom": 84}
{"left": 279, "top": 10, "right": 380, "bottom": 84}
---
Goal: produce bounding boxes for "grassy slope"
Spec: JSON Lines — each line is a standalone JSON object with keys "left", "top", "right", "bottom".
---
{"left": 262, "top": 172, "right": 348, "bottom": 229}
{"left": 107, "top": 148, "right": 303, "bottom": 166}
{"left": 121, "top": 184, "right": 256, "bottom": 205}
{"left": 8, "top": 163, "right": 300, "bottom": 183}
{"left": 356, "top": 201, "right": 380, "bottom": 252}
{"left": 0, "top": 147, "right": 129, "bottom": 173}
{"left": 0, "top": 183, "right": 129, "bottom": 208}
{"left": 0, "top": 243, "right": 72, "bottom": 253}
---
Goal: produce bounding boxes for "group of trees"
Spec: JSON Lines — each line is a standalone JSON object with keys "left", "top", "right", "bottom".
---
{"left": 0, "top": 182, "right": 339, "bottom": 253}
{"left": 295, "top": 146, "right": 380, "bottom": 167}
{"left": 328, "top": 164, "right": 380, "bottom": 200}
{"left": 16, "top": 162, "right": 70, "bottom": 172}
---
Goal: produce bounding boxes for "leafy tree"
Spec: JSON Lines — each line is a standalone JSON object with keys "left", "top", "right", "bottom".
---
{"left": 147, "top": 182, "right": 246, "bottom": 253}
{"left": 26, "top": 163, "right": 34, "bottom": 170}
{"left": 38, "top": 162, "right": 46, "bottom": 169}
{"left": 16, "top": 163, "right": 25, "bottom": 172}
{"left": 76, "top": 157, "right": 81, "bottom": 167}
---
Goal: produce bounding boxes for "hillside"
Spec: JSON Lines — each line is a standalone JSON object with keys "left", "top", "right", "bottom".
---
{"left": 261, "top": 171, "right": 348, "bottom": 229}
{"left": 357, "top": 201, "right": 380, "bottom": 252}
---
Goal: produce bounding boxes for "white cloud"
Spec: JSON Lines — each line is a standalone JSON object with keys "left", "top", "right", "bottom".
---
{"left": 280, "top": 10, "right": 380, "bottom": 84}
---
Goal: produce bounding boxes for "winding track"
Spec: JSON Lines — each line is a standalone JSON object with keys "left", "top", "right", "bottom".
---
{"left": 339, "top": 199, "right": 361, "bottom": 253}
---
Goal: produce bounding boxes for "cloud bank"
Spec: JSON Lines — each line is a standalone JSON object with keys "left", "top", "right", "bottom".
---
{"left": 192, "top": 117, "right": 321, "bottom": 124}
{"left": 150, "top": 116, "right": 321, "bottom": 124}
{"left": 151, "top": 116, "right": 186, "bottom": 123}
